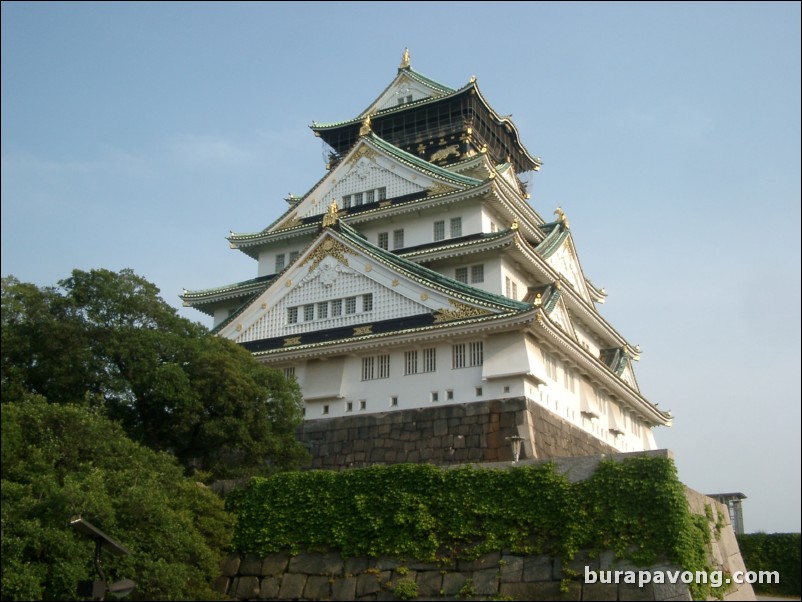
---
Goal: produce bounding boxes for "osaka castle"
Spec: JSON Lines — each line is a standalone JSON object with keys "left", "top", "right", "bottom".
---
{"left": 182, "top": 50, "right": 671, "bottom": 465}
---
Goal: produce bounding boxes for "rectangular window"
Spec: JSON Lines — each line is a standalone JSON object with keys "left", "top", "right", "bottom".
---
{"left": 422, "top": 348, "right": 436, "bottom": 372}
{"left": 446, "top": 390, "right": 454, "bottom": 400}
{"left": 378, "top": 232, "right": 389, "bottom": 250}
{"left": 354, "top": 192, "right": 363, "bottom": 206}
{"left": 289, "top": 251, "right": 299, "bottom": 262}
{"left": 345, "top": 297, "right": 357, "bottom": 314}
{"left": 377, "top": 187, "right": 387, "bottom": 201}
{"left": 378, "top": 354, "right": 390, "bottom": 379}
{"left": 346, "top": 401, "right": 353, "bottom": 412}
{"left": 434, "top": 220, "right": 445, "bottom": 241}
{"left": 450, "top": 217, "right": 462, "bottom": 238}
{"left": 452, "top": 343, "right": 466, "bottom": 369}
{"left": 393, "top": 229, "right": 404, "bottom": 250}
{"left": 470, "top": 341, "right": 484, "bottom": 366}
{"left": 366, "top": 189, "right": 375, "bottom": 203}
{"left": 471, "top": 265, "right": 484, "bottom": 283}
{"left": 405, "top": 350, "right": 418, "bottom": 375}
{"left": 505, "top": 277, "right": 512, "bottom": 298}
{"left": 475, "top": 386, "right": 483, "bottom": 397}
{"left": 304, "top": 304, "right": 315, "bottom": 322}
{"left": 390, "top": 396, "right": 398, "bottom": 407}
{"left": 331, "top": 299, "right": 342, "bottom": 316}
{"left": 317, "top": 302, "right": 328, "bottom": 319}
{"left": 275, "top": 254, "right": 286, "bottom": 273}
{"left": 362, "top": 293, "right": 373, "bottom": 312}
{"left": 343, "top": 195, "right": 352, "bottom": 208}
{"left": 512, "top": 282, "right": 518, "bottom": 299}
{"left": 323, "top": 405, "right": 329, "bottom": 415}
{"left": 544, "top": 352, "right": 558, "bottom": 380}
{"left": 360, "top": 400, "right": 367, "bottom": 410}
{"left": 284, "top": 366, "right": 295, "bottom": 380}
{"left": 362, "top": 357, "right": 375, "bottom": 381}
{"left": 455, "top": 267, "right": 468, "bottom": 283}
{"left": 431, "top": 391, "right": 439, "bottom": 402}
{"left": 287, "top": 307, "right": 298, "bottom": 324}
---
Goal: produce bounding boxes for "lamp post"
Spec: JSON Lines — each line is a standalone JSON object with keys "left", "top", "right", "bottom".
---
{"left": 69, "top": 517, "right": 136, "bottom": 601}
{"left": 505, "top": 435, "right": 526, "bottom": 463}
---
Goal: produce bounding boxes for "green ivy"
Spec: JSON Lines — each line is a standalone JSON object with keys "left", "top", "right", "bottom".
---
{"left": 228, "top": 457, "right": 721, "bottom": 599}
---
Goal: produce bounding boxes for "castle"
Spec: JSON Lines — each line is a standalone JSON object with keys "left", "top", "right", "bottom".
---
{"left": 182, "top": 50, "right": 671, "bottom": 466}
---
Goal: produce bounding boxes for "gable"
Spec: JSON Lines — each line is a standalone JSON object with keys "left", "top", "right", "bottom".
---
{"left": 360, "top": 70, "right": 451, "bottom": 117}
{"left": 544, "top": 295, "right": 577, "bottom": 342}
{"left": 269, "top": 140, "right": 457, "bottom": 231}
{"left": 217, "top": 230, "right": 506, "bottom": 345}
{"left": 619, "top": 359, "right": 640, "bottom": 392}
{"left": 545, "top": 237, "right": 593, "bottom": 304}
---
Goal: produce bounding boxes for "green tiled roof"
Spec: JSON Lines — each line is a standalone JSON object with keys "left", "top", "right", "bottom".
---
{"left": 535, "top": 221, "right": 569, "bottom": 258}
{"left": 404, "top": 66, "right": 455, "bottom": 94}
{"left": 181, "top": 274, "right": 276, "bottom": 301}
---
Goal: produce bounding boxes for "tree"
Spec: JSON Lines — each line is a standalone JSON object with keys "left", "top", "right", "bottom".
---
{"left": 1, "top": 396, "right": 234, "bottom": 601}
{"left": 1, "top": 269, "right": 308, "bottom": 480}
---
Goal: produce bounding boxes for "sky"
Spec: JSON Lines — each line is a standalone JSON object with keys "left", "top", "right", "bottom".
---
{"left": 2, "top": 2, "right": 800, "bottom": 533}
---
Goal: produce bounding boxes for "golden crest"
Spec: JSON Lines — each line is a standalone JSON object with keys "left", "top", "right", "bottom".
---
{"left": 433, "top": 299, "right": 492, "bottom": 323}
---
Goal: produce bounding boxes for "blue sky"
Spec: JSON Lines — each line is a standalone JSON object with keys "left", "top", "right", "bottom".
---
{"left": 2, "top": 2, "right": 800, "bottom": 533}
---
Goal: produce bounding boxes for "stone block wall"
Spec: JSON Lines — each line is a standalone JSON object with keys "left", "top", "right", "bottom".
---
{"left": 296, "top": 397, "right": 619, "bottom": 470}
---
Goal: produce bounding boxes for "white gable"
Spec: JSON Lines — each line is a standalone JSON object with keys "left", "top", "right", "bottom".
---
{"left": 545, "top": 238, "right": 592, "bottom": 304}
{"left": 546, "top": 296, "right": 577, "bottom": 341}
{"left": 218, "top": 231, "right": 498, "bottom": 344}
{"left": 361, "top": 72, "right": 446, "bottom": 116}
{"left": 269, "top": 140, "right": 456, "bottom": 231}
{"left": 619, "top": 360, "right": 640, "bottom": 392}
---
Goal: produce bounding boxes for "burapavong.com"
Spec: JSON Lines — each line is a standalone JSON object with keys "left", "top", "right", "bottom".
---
{"left": 584, "top": 567, "right": 780, "bottom": 589}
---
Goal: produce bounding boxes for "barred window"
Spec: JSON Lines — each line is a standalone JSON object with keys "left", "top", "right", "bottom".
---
{"left": 287, "top": 307, "right": 298, "bottom": 324}
{"left": 469, "top": 341, "right": 484, "bottom": 366}
{"left": 422, "top": 348, "right": 436, "bottom": 372}
{"left": 390, "top": 396, "right": 398, "bottom": 407}
{"left": 317, "top": 301, "right": 328, "bottom": 319}
{"left": 393, "top": 229, "right": 404, "bottom": 250}
{"left": 366, "top": 189, "right": 375, "bottom": 203}
{"left": 405, "top": 350, "right": 418, "bottom": 375}
{"left": 354, "top": 192, "right": 363, "bottom": 206}
{"left": 378, "top": 354, "right": 390, "bottom": 379}
{"left": 378, "top": 232, "right": 389, "bottom": 250}
{"left": 362, "top": 293, "right": 373, "bottom": 312}
{"left": 362, "top": 357, "right": 375, "bottom": 381}
{"left": 345, "top": 297, "right": 357, "bottom": 314}
{"left": 362, "top": 355, "right": 390, "bottom": 380}
{"left": 346, "top": 401, "right": 353, "bottom": 412}
{"left": 431, "top": 391, "right": 439, "bottom": 402}
{"left": 343, "top": 195, "right": 352, "bottom": 208}
{"left": 455, "top": 267, "right": 468, "bottom": 283}
{"left": 360, "top": 400, "right": 367, "bottom": 410}
{"left": 377, "top": 187, "right": 387, "bottom": 201}
{"left": 275, "top": 254, "right": 286, "bottom": 273}
{"left": 471, "top": 265, "right": 484, "bottom": 283}
{"left": 283, "top": 366, "right": 295, "bottom": 380}
{"left": 331, "top": 299, "right": 342, "bottom": 316}
{"left": 434, "top": 220, "right": 445, "bottom": 241}
{"left": 303, "top": 304, "right": 315, "bottom": 321}
{"left": 450, "top": 217, "right": 462, "bottom": 238}
{"left": 289, "top": 251, "right": 299, "bottom": 262}
{"left": 452, "top": 343, "right": 466, "bottom": 369}
{"left": 446, "top": 390, "right": 454, "bottom": 400}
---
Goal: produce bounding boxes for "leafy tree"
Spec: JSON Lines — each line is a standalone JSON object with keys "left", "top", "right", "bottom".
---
{"left": 1, "top": 396, "right": 234, "bottom": 601}
{"left": 1, "top": 270, "right": 308, "bottom": 479}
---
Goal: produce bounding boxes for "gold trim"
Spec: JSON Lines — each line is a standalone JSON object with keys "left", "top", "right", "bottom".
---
{"left": 353, "top": 325, "right": 373, "bottom": 336}
{"left": 420, "top": 293, "right": 429, "bottom": 301}
{"left": 347, "top": 144, "right": 377, "bottom": 165}
{"left": 433, "top": 299, "right": 492, "bottom": 323}
{"left": 554, "top": 207, "right": 570, "bottom": 229}
{"left": 400, "top": 47, "right": 410, "bottom": 69}
{"left": 322, "top": 200, "right": 340, "bottom": 228}
{"left": 392, "top": 279, "right": 399, "bottom": 287}
{"left": 359, "top": 114, "right": 372, "bottom": 137}
{"left": 426, "top": 182, "right": 454, "bottom": 197}
{"left": 301, "top": 237, "right": 355, "bottom": 272}
{"left": 283, "top": 337, "right": 302, "bottom": 347}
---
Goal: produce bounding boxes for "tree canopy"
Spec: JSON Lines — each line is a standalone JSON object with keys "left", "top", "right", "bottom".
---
{"left": 1, "top": 269, "right": 309, "bottom": 480}
{"left": 1, "top": 395, "right": 234, "bottom": 601}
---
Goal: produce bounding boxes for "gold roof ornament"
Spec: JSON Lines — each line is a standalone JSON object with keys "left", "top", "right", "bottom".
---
{"left": 510, "top": 217, "right": 519, "bottom": 231}
{"left": 534, "top": 293, "right": 542, "bottom": 307}
{"left": 554, "top": 206, "right": 570, "bottom": 229}
{"left": 359, "top": 114, "right": 372, "bottom": 137}
{"left": 400, "top": 48, "right": 410, "bottom": 69}
{"left": 322, "top": 200, "right": 340, "bottom": 227}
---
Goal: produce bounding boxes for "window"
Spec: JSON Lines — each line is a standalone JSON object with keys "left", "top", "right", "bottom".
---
{"left": 354, "top": 192, "right": 363, "bottom": 206}
{"left": 512, "top": 282, "right": 518, "bottom": 299}
{"left": 475, "top": 386, "right": 483, "bottom": 397}
{"left": 360, "top": 400, "right": 367, "bottom": 410}
{"left": 343, "top": 195, "right": 352, "bottom": 208}
{"left": 377, "top": 187, "right": 387, "bottom": 201}
{"left": 323, "top": 405, "right": 329, "bottom": 415}
{"left": 345, "top": 297, "right": 357, "bottom": 314}
{"left": 544, "top": 352, "right": 558, "bottom": 380}
{"left": 393, "top": 229, "right": 404, "bottom": 250}
{"left": 452, "top": 344, "right": 466, "bottom": 369}
{"left": 450, "top": 217, "right": 462, "bottom": 238}
{"left": 346, "top": 401, "right": 353, "bottom": 412}
{"left": 455, "top": 267, "right": 468, "bottom": 283}
{"left": 317, "top": 302, "right": 328, "bottom": 319}
{"left": 431, "top": 391, "right": 439, "bottom": 402}
{"left": 366, "top": 189, "right": 375, "bottom": 203}
{"left": 362, "top": 293, "right": 373, "bottom": 312}
{"left": 469, "top": 341, "right": 484, "bottom": 366}
{"left": 378, "top": 232, "right": 389, "bottom": 250}
{"left": 289, "top": 251, "right": 299, "bottom": 262}
{"left": 275, "top": 254, "right": 286, "bottom": 272}
{"left": 434, "top": 220, "right": 445, "bottom": 241}
{"left": 446, "top": 390, "right": 454, "bottom": 400}
{"left": 423, "top": 348, "right": 436, "bottom": 372}
{"left": 405, "top": 350, "right": 418, "bottom": 375}
{"left": 390, "top": 396, "right": 398, "bottom": 407}
{"left": 287, "top": 307, "right": 298, "bottom": 324}
{"left": 284, "top": 366, "right": 295, "bottom": 380}
{"left": 304, "top": 304, "right": 315, "bottom": 322}
{"left": 362, "top": 355, "right": 390, "bottom": 380}
{"left": 331, "top": 299, "right": 342, "bottom": 316}
{"left": 505, "top": 277, "right": 519, "bottom": 299}
{"left": 470, "top": 265, "right": 484, "bottom": 283}
{"left": 503, "top": 385, "right": 510, "bottom": 394}
{"left": 505, "top": 277, "right": 513, "bottom": 298}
